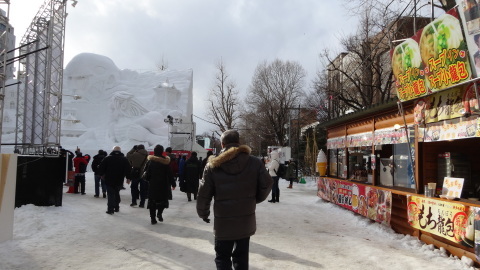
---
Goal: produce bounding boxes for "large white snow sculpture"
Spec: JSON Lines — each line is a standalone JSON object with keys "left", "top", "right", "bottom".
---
{"left": 60, "top": 53, "right": 194, "bottom": 153}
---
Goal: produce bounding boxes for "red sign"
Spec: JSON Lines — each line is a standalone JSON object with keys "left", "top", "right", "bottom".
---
{"left": 317, "top": 178, "right": 392, "bottom": 225}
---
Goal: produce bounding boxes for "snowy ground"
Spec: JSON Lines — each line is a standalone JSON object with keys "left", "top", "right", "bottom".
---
{"left": 0, "top": 173, "right": 476, "bottom": 270}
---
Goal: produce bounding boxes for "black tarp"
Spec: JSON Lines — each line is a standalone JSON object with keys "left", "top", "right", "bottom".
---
{"left": 15, "top": 155, "right": 65, "bottom": 207}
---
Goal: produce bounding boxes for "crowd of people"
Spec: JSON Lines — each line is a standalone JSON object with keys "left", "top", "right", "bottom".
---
{"left": 60, "top": 129, "right": 300, "bottom": 269}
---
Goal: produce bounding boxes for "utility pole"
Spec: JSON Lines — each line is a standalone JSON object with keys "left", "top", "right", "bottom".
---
{"left": 287, "top": 105, "right": 302, "bottom": 180}
{"left": 296, "top": 104, "right": 300, "bottom": 180}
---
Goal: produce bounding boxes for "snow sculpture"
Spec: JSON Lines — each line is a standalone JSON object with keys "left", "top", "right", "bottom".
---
{"left": 60, "top": 53, "right": 194, "bottom": 153}
{"left": 108, "top": 91, "right": 168, "bottom": 146}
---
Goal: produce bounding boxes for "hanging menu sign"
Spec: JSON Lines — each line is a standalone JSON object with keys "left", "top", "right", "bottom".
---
{"left": 326, "top": 136, "right": 346, "bottom": 149}
{"left": 373, "top": 128, "right": 409, "bottom": 145}
{"left": 392, "top": 8, "right": 472, "bottom": 102}
{"left": 422, "top": 115, "right": 480, "bottom": 142}
{"left": 346, "top": 132, "right": 373, "bottom": 147}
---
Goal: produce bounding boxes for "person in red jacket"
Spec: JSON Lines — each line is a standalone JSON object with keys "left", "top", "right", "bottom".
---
{"left": 73, "top": 151, "right": 91, "bottom": 195}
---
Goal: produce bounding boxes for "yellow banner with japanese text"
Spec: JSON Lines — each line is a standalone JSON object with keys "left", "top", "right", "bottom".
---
{"left": 407, "top": 195, "right": 474, "bottom": 245}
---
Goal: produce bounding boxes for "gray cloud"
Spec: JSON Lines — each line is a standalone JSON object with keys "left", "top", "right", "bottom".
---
{"left": 10, "top": 0, "right": 357, "bottom": 133}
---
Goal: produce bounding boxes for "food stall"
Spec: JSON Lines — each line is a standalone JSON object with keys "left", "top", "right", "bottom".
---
{"left": 319, "top": 3, "right": 480, "bottom": 264}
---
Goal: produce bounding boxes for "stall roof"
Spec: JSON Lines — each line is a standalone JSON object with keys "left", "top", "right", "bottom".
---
{"left": 320, "top": 98, "right": 414, "bottom": 129}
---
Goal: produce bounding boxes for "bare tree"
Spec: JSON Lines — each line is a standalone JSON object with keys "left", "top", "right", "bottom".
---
{"left": 206, "top": 59, "right": 241, "bottom": 133}
{"left": 308, "top": 70, "right": 334, "bottom": 121}
{"left": 244, "top": 59, "right": 306, "bottom": 146}
{"left": 316, "top": 0, "right": 446, "bottom": 119}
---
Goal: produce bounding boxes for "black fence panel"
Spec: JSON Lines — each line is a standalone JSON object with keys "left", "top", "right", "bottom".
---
{"left": 15, "top": 156, "right": 65, "bottom": 207}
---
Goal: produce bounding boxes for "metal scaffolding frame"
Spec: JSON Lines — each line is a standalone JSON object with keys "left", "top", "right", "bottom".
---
{"left": 15, "top": 0, "right": 67, "bottom": 155}
{"left": 0, "top": 0, "right": 10, "bottom": 153}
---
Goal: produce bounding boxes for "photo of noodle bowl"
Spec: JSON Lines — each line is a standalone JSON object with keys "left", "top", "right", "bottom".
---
{"left": 392, "top": 38, "right": 422, "bottom": 81}
{"left": 419, "top": 13, "right": 469, "bottom": 90}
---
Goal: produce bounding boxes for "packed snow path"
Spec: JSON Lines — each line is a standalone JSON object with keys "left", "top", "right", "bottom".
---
{"left": 0, "top": 173, "right": 475, "bottom": 269}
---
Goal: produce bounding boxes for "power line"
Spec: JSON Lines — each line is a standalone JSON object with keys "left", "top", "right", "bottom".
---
{"left": 192, "top": 114, "right": 217, "bottom": 125}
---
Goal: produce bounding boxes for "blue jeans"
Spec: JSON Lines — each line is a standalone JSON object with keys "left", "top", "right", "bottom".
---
{"left": 215, "top": 237, "right": 250, "bottom": 270}
{"left": 130, "top": 178, "right": 147, "bottom": 205}
{"left": 94, "top": 174, "right": 106, "bottom": 196}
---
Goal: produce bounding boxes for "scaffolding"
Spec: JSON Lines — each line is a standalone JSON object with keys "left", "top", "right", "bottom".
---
{"left": 14, "top": 0, "right": 68, "bottom": 155}
{"left": 0, "top": 1, "right": 10, "bottom": 153}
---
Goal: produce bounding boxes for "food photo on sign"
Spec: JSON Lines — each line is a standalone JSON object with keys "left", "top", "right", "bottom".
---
{"left": 419, "top": 11, "right": 471, "bottom": 91}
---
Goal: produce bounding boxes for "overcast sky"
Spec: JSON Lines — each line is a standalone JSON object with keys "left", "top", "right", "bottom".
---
{"left": 9, "top": 0, "right": 358, "bottom": 134}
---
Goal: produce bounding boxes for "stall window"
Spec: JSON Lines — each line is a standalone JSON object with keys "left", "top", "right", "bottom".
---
{"left": 328, "top": 148, "right": 347, "bottom": 179}
{"left": 377, "top": 143, "right": 413, "bottom": 188}
{"left": 328, "top": 149, "right": 337, "bottom": 177}
{"left": 347, "top": 146, "right": 372, "bottom": 182}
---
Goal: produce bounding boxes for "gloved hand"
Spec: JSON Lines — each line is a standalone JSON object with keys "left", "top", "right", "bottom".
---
{"left": 203, "top": 218, "right": 210, "bottom": 223}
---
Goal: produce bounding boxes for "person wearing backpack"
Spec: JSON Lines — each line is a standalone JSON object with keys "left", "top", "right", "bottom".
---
{"left": 267, "top": 150, "right": 281, "bottom": 203}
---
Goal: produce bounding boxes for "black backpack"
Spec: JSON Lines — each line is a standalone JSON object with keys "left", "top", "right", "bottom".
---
{"left": 275, "top": 163, "right": 287, "bottom": 178}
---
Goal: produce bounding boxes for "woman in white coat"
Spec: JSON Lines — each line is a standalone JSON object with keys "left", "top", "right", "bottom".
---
{"left": 267, "top": 151, "right": 280, "bottom": 203}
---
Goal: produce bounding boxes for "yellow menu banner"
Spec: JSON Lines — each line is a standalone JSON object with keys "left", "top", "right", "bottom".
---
{"left": 407, "top": 195, "right": 473, "bottom": 245}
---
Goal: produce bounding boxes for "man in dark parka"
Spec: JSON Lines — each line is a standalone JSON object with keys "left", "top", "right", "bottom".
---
{"left": 97, "top": 146, "right": 131, "bottom": 215}
{"left": 197, "top": 129, "right": 273, "bottom": 270}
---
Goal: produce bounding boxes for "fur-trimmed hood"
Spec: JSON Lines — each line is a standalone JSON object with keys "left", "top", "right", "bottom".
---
{"left": 208, "top": 145, "right": 251, "bottom": 173}
{"left": 147, "top": 155, "right": 170, "bottom": 165}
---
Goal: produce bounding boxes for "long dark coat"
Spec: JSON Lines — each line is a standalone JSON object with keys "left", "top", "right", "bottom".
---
{"left": 143, "top": 155, "right": 176, "bottom": 201}
{"left": 183, "top": 156, "right": 201, "bottom": 193}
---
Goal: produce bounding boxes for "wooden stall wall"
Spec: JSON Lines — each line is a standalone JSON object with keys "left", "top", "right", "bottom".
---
{"left": 374, "top": 107, "right": 414, "bottom": 130}
{"left": 390, "top": 194, "right": 415, "bottom": 236}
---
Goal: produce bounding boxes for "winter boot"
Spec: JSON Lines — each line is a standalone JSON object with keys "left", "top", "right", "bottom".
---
{"left": 150, "top": 207, "right": 157, "bottom": 224}
{"left": 151, "top": 217, "right": 157, "bottom": 225}
{"left": 157, "top": 208, "right": 164, "bottom": 222}
{"left": 187, "top": 193, "right": 192, "bottom": 202}
{"left": 287, "top": 183, "right": 292, "bottom": 189}
{"left": 268, "top": 196, "right": 276, "bottom": 203}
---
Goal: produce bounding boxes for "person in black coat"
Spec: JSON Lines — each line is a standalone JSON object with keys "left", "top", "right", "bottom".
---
{"left": 143, "top": 144, "right": 176, "bottom": 224}
{"left": 200, "top": 150, "right": 214, "bottom": 179}
{"left": 182, "top": 151, "right": 201, "bottom": 201}
{"left": 92, "top": 149, "right": 108, "bottom": 198}
{"left": 97, "top": 146, "right": 131, "bottom": 215}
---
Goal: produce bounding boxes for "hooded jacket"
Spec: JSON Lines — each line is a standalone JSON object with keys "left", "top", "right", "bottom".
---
{"left": 143, "top": 155, "right": 176, "bottom": 201}
{"left": 196, "top": 144, "right": 273, "bottom": 240}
